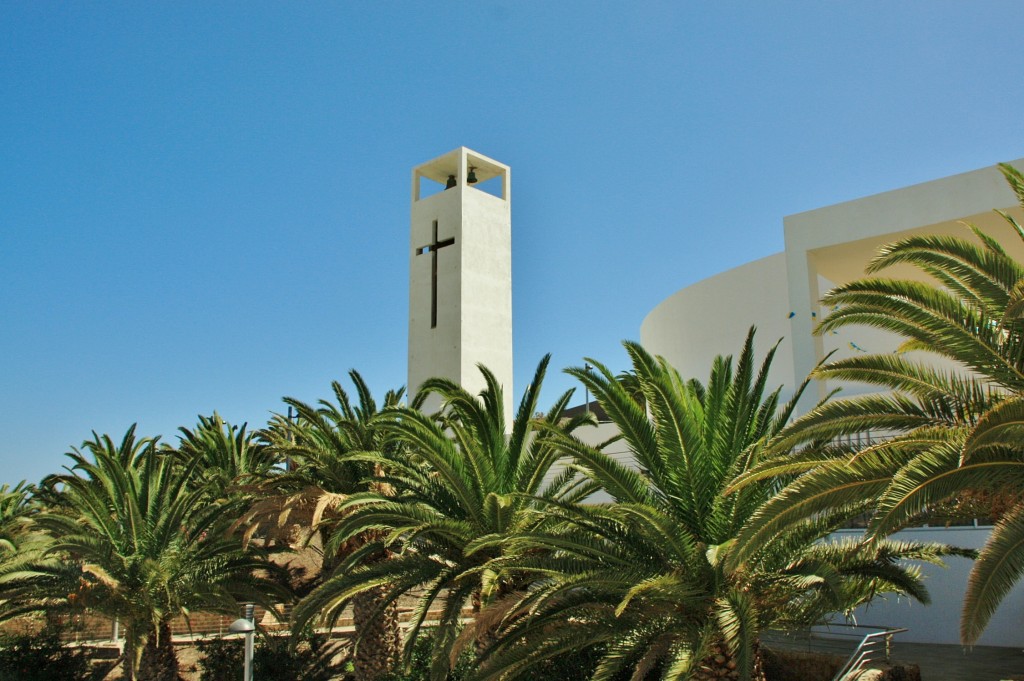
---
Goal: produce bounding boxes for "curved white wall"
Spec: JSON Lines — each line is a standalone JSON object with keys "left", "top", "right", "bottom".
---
{"left": 639, "top": 253, "right": 796, "bottom": 391}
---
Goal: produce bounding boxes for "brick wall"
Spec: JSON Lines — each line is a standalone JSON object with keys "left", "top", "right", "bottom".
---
{"left": 3, "top": 604, "right": 293, "bottom": 643}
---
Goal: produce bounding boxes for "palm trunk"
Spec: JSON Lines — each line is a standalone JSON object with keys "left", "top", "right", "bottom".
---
{"left": 349, "top": 474, "right": 403, "bottom": 681}
{"left": 471, "top": 584, "right": 508, "bottom": 655}
{"left": 121, "top": 620, "right": 141, "bottom": 681}
{"left": 137, "top": 620, "right": 179, "bottom": 681}
{"left": 693, "top": 639, "right": 765, "bottom": 681}
{"left": 122, "top": 635, "right": 135, "bottom": 681}
{"left": 349, "top": 512, "right": 401, "bottom": 681}
{"left": 352, "top": 586, "right": 401, "bottom": 681}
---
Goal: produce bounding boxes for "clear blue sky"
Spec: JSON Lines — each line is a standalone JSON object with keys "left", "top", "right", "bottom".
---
{"left": 3, "top": 2, "right": 1023, "bottom": 484}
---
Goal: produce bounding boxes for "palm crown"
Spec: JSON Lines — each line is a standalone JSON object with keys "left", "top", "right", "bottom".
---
{"left": 736, "top": 163, "right": 1024, "bottom": 644}
{"left": 0, "top": 426, "right": 284, "bottom": 680}
{"left": 292, "top": 355, "right": 594, "bottom": 681}
{"left": 474, "top": 332, "right": 957, "bottom": 681}
{"left": 257, "top": 371, "right": 408, "bottom": 681}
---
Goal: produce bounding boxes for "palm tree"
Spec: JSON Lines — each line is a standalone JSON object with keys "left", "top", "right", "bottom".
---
{"left": 732, "top": 164, "right": 1024, "bottom": 645}
{"left": 0, "top": 483, "right": 35, "bottom": 558}
{"left": 292, "top": 355, "right": 595, "bottom": 681}
{"left": 0, "top": 483, "right": 49, "bottom": 580}
{"left": 176, "top": 412, "right": 281, "bottom": 496}
{"left": 0, "top": 426, "right": 286, "bottom": 681}
{"left": 474, "top": 332, "right": 958, "bottom": 681}
{"left": 252, "top": 372, "right": 408, "bottom": 681}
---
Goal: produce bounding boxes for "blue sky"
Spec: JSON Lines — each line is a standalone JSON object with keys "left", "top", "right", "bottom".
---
{"left": 2, "top": 2, "right": 1023, "bottom": 484}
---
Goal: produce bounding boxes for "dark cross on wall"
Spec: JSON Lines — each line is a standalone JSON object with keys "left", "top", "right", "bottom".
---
{"left": 415, "top": 220, "right": 455, "bottom": 328}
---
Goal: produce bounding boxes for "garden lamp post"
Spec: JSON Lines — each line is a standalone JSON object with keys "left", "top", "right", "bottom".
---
{"left": 228, "top": 605, "right": 255, "bottom": 681}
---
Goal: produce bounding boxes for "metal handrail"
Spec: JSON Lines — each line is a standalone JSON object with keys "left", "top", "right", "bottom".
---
{"left": 830, "top": 625, "right": 908, "bottom": 681}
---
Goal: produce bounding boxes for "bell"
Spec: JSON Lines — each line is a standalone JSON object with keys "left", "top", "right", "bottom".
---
{"left": 467, "top": 167, "right": 478, "bottom": 184}
{"left": 445, "top": 175, "right": 457, "bottom": 190}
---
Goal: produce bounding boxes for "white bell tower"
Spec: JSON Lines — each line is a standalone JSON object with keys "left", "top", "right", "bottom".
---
{"left": 408, "top": 147, "right": 513, "bottom": 421}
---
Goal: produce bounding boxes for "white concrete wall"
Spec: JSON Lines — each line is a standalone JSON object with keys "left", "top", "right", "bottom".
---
{"left": 784, "top": 160, "right": 1024, "bottom": 411}
{"left": 459, "top": 184, "right": 513, "bottom": 421}
{"left": 409, "top": 188, "right": 464, "bottom": 408}
{"left": 639, "top": 253, "right": 796, "bottom": 393}
{"left": 834, "top": 526, "right": 1024, "bottom": 648}
{"left": 813, "top": 271, "right": 964, "bottom": 401}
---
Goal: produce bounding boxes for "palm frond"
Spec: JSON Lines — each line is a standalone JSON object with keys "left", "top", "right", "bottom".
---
{"left": 962, "top": 503, "right": 1024, "bottom": 644}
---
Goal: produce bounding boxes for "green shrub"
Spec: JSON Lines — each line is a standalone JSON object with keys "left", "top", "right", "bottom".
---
{"left": 195, "top": 637, "right": 241, "bottom": 681}
{"left": 378, "top": 632, "right": 474, "bottom": 681}
{"left": 529, "top": 643, "right": 610, "bottom": 681}
{"left": 376, "top": 630, "right": 615, "bottom": 681}
{"left": 0, "top": 628, "right": 96, "bottom": 681}
{"left": 196, "top": 632, "right": 343, "bottom": 681}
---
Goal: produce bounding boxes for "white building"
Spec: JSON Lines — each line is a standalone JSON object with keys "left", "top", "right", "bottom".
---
{"left": 637, "top": 159, "right": 1024, "bottom": 647}
{"left": 643, "top": 160, "right": 1024, "bottom": 407}
{"left": 405, "top": 151, "right": 1024, "bottom": 647}
{"left": 408, "top": 148, "right": 514, "bottom": 421}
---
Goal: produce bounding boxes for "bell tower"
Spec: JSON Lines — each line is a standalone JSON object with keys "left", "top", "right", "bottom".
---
{"left": 408, "top": 147, "right": 513, "bottom": 420}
